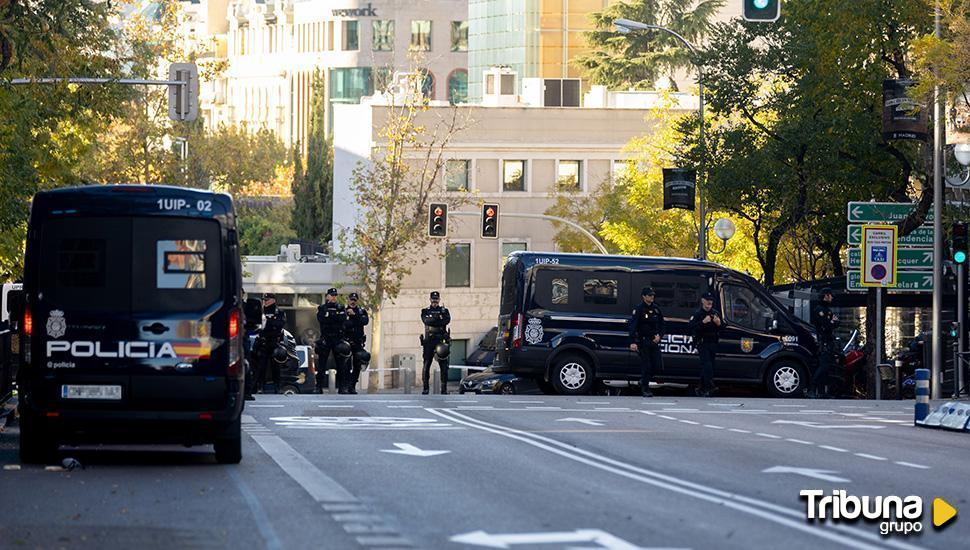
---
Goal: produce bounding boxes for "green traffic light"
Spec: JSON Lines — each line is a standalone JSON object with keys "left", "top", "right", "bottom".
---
{"left": 956, "top": 250, "right": 967, "bottom": 264}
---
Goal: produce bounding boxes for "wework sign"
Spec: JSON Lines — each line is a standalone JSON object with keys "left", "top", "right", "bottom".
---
{"left": 663, "top": 168, "right": 696, "bottom": 211}
{"left": 332, "top": 3, "right": 378, "bottom": 17}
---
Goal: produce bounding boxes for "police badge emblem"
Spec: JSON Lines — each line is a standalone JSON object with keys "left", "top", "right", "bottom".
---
{"left": 46, "top": 310, "right": 67, "bottom": 339}
{"left": 524, "top": 317, "right": 544, "bottom": 345}
{"left": 740, "top": 338, "right": 754, "bottom": 353}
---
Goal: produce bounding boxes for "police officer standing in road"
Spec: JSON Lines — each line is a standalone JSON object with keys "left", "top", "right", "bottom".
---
{"left": 809, "top": 287, "right": 839, "bottom": 399}
{"left": 629, "top": 287, "right": 664, "bottom": 398}
{"left": 344, "top": 292, "right": 370, "bottom": 395}
{"left": 420, "top": 291, "right": 451, "bottom": 395}
{"left": 316, "top": 288, "right": 351, "bottom": 394}
{"left": 252, "top": 294, "right": 286, "bottom": 394}
{"left": 688, "top": 292, "right": 722, "bottom": 397}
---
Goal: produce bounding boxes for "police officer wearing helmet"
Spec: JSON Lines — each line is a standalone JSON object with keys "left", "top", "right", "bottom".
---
{"left": 420, "top": 291, "right": 451, "bottom": 395}
{"left": 688, "top": 292, "right": 722, "bottom": 397}
{"left": 344, "top": 292, "right": 370, "bottom": 395}
{"left": 316, "top": 288, "right": 352, "bottom": 394}
{"left": 252, "top": 293, "right": 287, "bottom": 394}
{"left": 809, "top": 287, "right": 839, "bottom": 398}
{"left": 629, "top": 287, "right": 664, "bottom": 398}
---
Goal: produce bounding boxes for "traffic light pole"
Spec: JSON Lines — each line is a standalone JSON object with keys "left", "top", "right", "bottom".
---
{"left": 959, "top": 262, "right": 966, "bottom": 395}
{"left": 450, "top": 212, "right": 609, "bottom": 254}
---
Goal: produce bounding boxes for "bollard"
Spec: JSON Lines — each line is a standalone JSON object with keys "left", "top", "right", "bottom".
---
{"left": 403, "top": 368, "right": 412, "bottom": 394}
{"left": 895, "top": 359, "right": 903, "bottom": 400}
{"left": 915, "top": 368, "right": 930, "bottom": 424}
{"left": 328, "top": 369, "right": 337, "bottom": 394}
{"left": 368, "top": 369, "right": 379, "bottom": 394}
{"left": 431, "top": 368, "right": 441, "bottom": 395}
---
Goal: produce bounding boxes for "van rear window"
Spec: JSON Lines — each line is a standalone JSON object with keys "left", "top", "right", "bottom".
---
{"left": 39, "top": 217, "right": 222, "bottom": 313}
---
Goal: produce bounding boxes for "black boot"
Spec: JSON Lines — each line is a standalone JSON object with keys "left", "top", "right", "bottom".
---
{"left": 440, "top": 386, "right": 448, "bottom": 395}
{"left": 422, "top": 387, "right": 430, "bottom": 395}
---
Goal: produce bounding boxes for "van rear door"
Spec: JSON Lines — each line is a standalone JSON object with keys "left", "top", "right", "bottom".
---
{"left": 37, "top": 216, "right": 229, "bottom": 411}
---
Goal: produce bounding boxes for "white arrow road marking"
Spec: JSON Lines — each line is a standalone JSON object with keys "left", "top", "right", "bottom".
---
{"left": 771, "top": 420, "right": 885, "bottom": 430}
{"left": 763, "top": 466, "right": 850, "bottom": 483}
{"left": 556, "top": 417, "right": 605, "bottom": 426}
{"left": 450, "top": 529, "right": 680, "bottom": 549}
{"left": 379, "top": 443, "right": 450, "bottom": 457}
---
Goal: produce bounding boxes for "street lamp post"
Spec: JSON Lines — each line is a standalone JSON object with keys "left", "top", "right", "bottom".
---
{"left": 614, "top": 18, "right": 707, "bottom": 261}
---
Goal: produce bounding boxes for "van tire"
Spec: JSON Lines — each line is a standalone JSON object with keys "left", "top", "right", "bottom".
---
{"left": 765, "top": 361, "right": 807, "bottom": 398}
{"left": 19, "top": 408, "right": 58, "bottom": 464}
{"left": 214, "top": 419, "right": 242, "bottom": 464}
{"left": 550, "top": 353, "right": 595, "bottom": 395}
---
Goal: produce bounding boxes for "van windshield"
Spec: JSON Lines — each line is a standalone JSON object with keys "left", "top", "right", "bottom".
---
{"left": 39, "top": 217, "right": 222, "bottom": 313}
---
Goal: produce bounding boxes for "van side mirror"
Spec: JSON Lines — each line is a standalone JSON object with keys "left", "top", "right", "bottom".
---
{"left": 6, "top": 290, "right": 24, "bottom": 327}
{"left": 771, "top": 319, "right": 779, "bottom": 331}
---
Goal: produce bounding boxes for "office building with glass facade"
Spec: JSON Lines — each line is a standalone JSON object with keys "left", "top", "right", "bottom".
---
{"left": 467, "top": 0, "right": 608, "bottom": 102}
{"left": 222, "top": 0, "right": 468, "bottom": 146}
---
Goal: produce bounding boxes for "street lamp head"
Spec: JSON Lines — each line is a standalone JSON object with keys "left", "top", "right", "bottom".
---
{"left": 954, "top": 143, "right": 970, "bottom": 167}
{"left": 614, "top": 24, "right": 631, "bottom": 34}
{"left": 713, "top": 218, "right": 737, "bottom": 241}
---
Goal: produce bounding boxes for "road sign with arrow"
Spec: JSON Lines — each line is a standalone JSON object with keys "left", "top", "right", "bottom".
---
{"left": 847, "top": 202, "right": 934, "bottom": 224}
{"left": 846, "top": 271, "right": 932, "bottom": 293}
{"left": 847, "top": 224, "right": 932, "bottom": 247}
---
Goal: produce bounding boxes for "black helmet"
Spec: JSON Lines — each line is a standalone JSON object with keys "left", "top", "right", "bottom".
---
{"left": 434, "top": 342, "right": 451, "bottom": 359}
{"left": 641, "top": 286, "right": 655, "bottom": 296}
{"left": 272, "top": 346, "right": 288, "bottom": 364}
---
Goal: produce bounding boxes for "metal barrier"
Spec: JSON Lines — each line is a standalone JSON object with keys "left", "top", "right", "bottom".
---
{"left": 914, "top": 368, "right": 930, "bottom": 424}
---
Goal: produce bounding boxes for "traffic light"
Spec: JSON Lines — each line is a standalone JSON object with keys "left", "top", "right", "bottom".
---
{"left": 481, "top": 203, "right": 499, "bottom": 239}
{"left": 429, "top": 203, "right": 448, "bottom": 237}
{"left": 742, "top": 0, "right": 781, "bottom": 22}
{"left": 954, "top": 222, "right": 968, "bottom": 264}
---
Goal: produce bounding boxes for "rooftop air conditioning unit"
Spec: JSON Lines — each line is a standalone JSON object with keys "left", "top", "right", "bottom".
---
{"left": 482, "top": 66, "right": 518, "bottom": 107}
{"left": 521, "top": 78, "right": 582, "bottom": 107}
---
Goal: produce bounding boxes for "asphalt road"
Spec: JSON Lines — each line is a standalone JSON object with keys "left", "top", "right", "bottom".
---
{"left": 1, "top": 394, "right": 968, "bottom": 550}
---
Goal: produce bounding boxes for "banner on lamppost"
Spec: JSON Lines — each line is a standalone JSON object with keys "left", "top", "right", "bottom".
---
{"left": 882, "top": 79, "right": 928, "bottom": 141}
{"left": 662, "top": 168, "right": 695, "bottom": 211}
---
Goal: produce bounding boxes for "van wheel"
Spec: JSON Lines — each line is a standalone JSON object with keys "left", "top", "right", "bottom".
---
{"left": 766, "top": 361, "right": 807, "bottom": 398}
{"left": 551, "top": 354, "right": 594, "bottom": 395}
{"left": 280, "top": 384, "right": 300, "bottom": 396}
{"left": 214, "top": 419, "right": 242, "bottom": 464}
{"left": 19, "top": 408, "right": 58, "bottom": 464}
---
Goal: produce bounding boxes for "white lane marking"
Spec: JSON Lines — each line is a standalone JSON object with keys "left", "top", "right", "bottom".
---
{"left": 248, "top": 404, "right": 285, "bottom": 408}
{"left": 785, "top": 439, "right": 814, "bottom": 445}
{"left": 755, "top": 433, "right": 782, "bottom": 439}
{"left": 270, "top": 416, "right": 458, "bottom": 430}
{"left": 708, "top": 403, "right": 744, "bottom": 407}
{"left": 703, "top": 425, "right": 725, "bottom": 430}
{"left": 577, "top": 401, "right": 610, "bottom": 405}
{"left": 446, "top": 400, "right": 478, "bottom": 403}
{"left": 819, "top": 445, "right": 849, "bottom": 453}
{"left": 895, "top": 461, "right": 931, "bottom": 470}
{"left": 771, "top": 420, "right": 884, "bottom": 430}
{"left": 657, "top": 415, "right": 677, "bottom": 420}
{"left": 641, "top": 411, "right": 658, "bottom": 416}
{"left": 679, "top": 420, "right": 701, "bottom": 425}
{"left": 662, "top": 408, "right": 699, "bottom": 412}
{"left": 387, "top": 405, "right": 424, "bottom": 409}
{"left": 594, "top": 407, "right": 632, "bottom": 411}
{"left": 379, "top": 443, "right": 450, "bottom": 457}
{"left": 557, "top": 418, "right": 605, "bottom": 427}
{"left": 227, "top": 466, "right": 283, "bottom": 550}
{"left": 241, "top": 414, "right": 258, "bottom": 424}
{"left": 798, "top": 410, "right": 835, "bottom": 414}
{"left": 451, "top": 529, "right": 659, "bottom": 550}
{"left": 248, "top": 432, "right": 357, "bottom": 502}
{"left": 509, "top": 400, "right": 545, "bottom": 404}
{"left": 636, "top": 402, "right": 679, "bottom": 406}
{"left": 355, "top": 536, "right": 413, "bottom": 546}
{"left": 429, "top": 409, "right": 917, "bottom": 550}
{"left": 854, "top": 453, "right": 888, "bottom": 461}
{"left": 457, "top": 406, "right": 496, "bottom": 410}
{"left": 762, "top": 466, "right": 850, "bottom": 483}
{"left": 773, "top": 404, "right": 805, "bottom": 408}
{"left": 728, "top": 428, "right": 751, "bottom": 434}
{"left": 526, "top": 406, "right": 562, "bottom": 410}
{"left": 317, "top": 405, "right": 355, "bottom": 408}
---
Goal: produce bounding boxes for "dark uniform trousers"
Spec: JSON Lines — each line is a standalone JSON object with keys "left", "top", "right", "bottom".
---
{"left": 813, "top": 341, "right": 835, "bottom": 393}
{"left": 637, "top": 339, "right": 663, "bottom": 389}
{"left": 697, "top": 342, "right": 717, "bottom": 391}
{"left": 348, "top": 339, "right": 366, "bottom": 389}
{"left": 315, "top": 336, "right": 350, "bottom": 390}
{"left": 422, "top": 334, "right": 449, "bottom": 393}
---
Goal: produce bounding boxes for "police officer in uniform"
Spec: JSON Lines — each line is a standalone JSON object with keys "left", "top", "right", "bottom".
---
{"left": 315, "top": 288, "right": 351, "bottom": 394}
{"left": 809, "top": 287, "right": 839, "bottom": 398}
{"left": 688, "top": 292, "right": 722, "bottom": 397}
{"left": 252, "top": 294, "right": 287, "bottom": 394}
{"left": 420, "top": 291, "right": 451, "bottom": 395}
{"left": 629, "top": 287, "right": 664, "bottom": 398}
{"left": 344, "top": 292, "right": 370, "bottom": 395}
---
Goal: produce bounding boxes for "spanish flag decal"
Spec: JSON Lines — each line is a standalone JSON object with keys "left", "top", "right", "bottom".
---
{"left": 172, "top": 340, "right": 211, "bottom": 359}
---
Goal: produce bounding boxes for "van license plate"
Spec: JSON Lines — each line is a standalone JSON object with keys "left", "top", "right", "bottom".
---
{"left": 61, "top": 385, "right": 122, "bottom": 400}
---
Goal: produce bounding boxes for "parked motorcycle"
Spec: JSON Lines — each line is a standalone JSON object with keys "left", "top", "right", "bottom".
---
{"left": 824, "top": 330, "right": 868, "bottom": 398}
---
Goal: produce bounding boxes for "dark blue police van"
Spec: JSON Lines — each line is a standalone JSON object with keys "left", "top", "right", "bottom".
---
{"left": 18, "top": 185, "right": 245, "bottom": 463}
{"left": 493, "top": 252, "right": 818, "bottom": 397}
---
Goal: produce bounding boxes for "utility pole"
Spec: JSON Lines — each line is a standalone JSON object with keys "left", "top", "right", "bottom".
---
{"left": 932, "top": 1, "right": 944, "bottom": 399}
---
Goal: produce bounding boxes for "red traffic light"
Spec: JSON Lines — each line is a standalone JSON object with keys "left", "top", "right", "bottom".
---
{"left": 429, "top": 203, "right": 448, "bottom": 237}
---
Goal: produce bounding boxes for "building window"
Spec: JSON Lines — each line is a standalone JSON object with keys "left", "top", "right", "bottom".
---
{"left": 445, "top": 160, "right": 470, "bottom": 191}
{"left": 557, "top": 160, "right": 582, "bottom": 191}
{"left": 421, "top": 70, "right": 435, "bottom": 99}
{"left": 372, "top": 20, "right": 394, "bottom": 51}
{"left": 450, "top": 21, "right": 468, "bottom": 52}
{"left": 445, "top": 243, "right": 471, "bottom": 287}
{"left": 447, "top": 69, "right": 468, "bottom": 105}
{"left": 501, "top": 242, "right": 527, "bottom": 265}
{"left": 410, "top": 20, "right": 432, "bottom": 51}
{"left": 342, "top": 20, "right": 359, "bottom": 50}
{"left": 329, "top": 67, "right": 373, "bottom": 104}
{"left": 503, "top": 160, "right": 526, "bottom": 192}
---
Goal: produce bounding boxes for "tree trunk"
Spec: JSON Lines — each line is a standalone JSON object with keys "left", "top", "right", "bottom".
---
{"left": 370, "top": 305, "right": 383, "bottom": 392}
